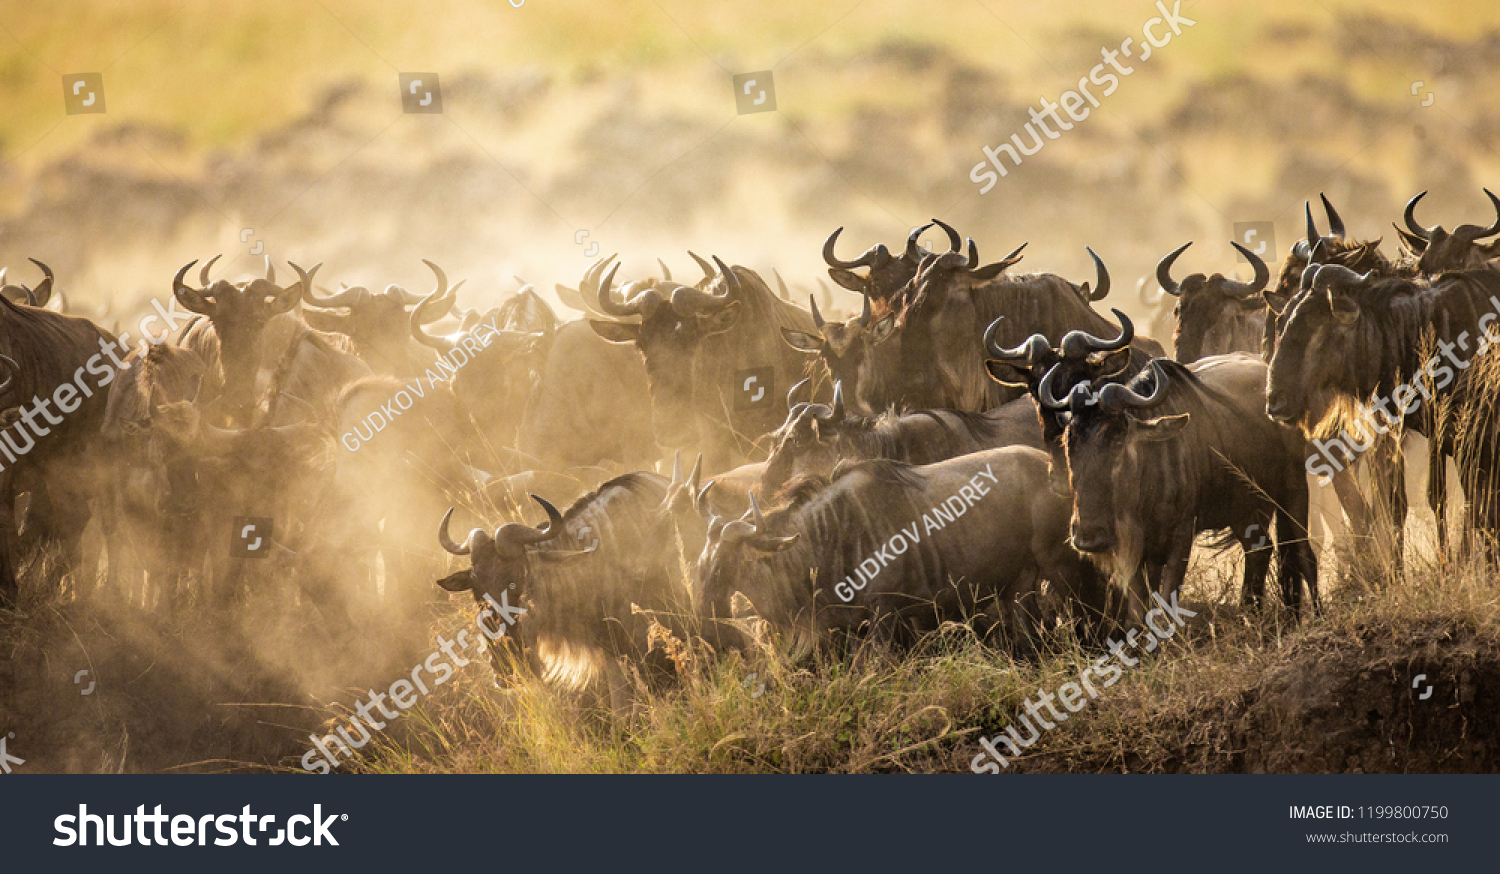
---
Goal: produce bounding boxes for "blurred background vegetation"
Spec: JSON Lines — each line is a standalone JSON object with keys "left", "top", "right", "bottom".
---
{"left": 1, "top": 0, "right": 1498, "bottom": 327}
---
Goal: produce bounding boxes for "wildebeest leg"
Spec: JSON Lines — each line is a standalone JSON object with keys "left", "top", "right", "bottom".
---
{"left": 1370, "top": 434, "right": 1408, "bottom": 580}
{"left": 1428, "top": 436, "right": 1450, "bottom": 560}
{"left": 1238, "top": 513, "right": 1274, "bottom": 611}
{"left": 1156, "top": 527, "right": 1195, "bottom": 606}
{"left": 0, "top": 473, "right": 16, "bottom": 606}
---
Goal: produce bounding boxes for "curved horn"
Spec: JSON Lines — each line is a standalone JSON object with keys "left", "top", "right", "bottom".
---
{"left": 829, "top": 381, "right": 845, "bottom": 422}
{"left": 906, "top": 223, "right": 934, "bottom": 261}
{"left": 1098, "top": 360, "right": 1170, "bottom": 413}
{"left": 773, "top": 268, "right": 790, "bottom": 301}
{"left": 857, "top": 292, "right": 872, "bottom": 327}
{"left": 931, "top": 218, "right": 962, "bottom": 253}
{"left": 696, "top": 481, "right": 717, "bottom": 522}
{"left": 198, "top": 253, "right": 222, "bottom": 287}
{"left": 657, "top": 258, "right": 672, "bottom": 282}
{"left": 711, "top": 256, "right": 739, "bottom": 297}
{"left": 1059, "top": 308, "right": 1134, "bottom": 358}
{"left": 1228, "top": 242, "right": 1270, "bottom": 294}
{"left": 983, "top": 317, "right": 1049, "bottom": 366}
{"left": 689, "top": 251, "right": 716, "bottom": 285}
{"left": 173, "top": 260, "right": 216, "bottom": 315}
{"left": 263, "top": 255, "right": 276, "bottom": 284}
{"left": 1455, "top": 187, "right": 1500, "bottom": 242}
{"left": 1403, "top": 191, "right": 1432, "bottom": 241}
{"left": 1156, "top": 242, "right": 1191, "bottom": 297}
{"left": 1305, "top": 201, "right": 1320, "bottom": 247}
{"left": 1311, "top": 264, "right": 1372, "bottom": 292}
{"left": 823, "top": 227, "right": 865, "bottom": 269}
{"left": 748, "top": 492, "right": 766, "bottom": 530}
{"left": 500, "top": 494, "right": 567, "bottom": 546}
{"left": 438, "top": 507, "right": 472, "bottom": 556}
{"left": 303, "top": 279, "right": 369, "bottom": 309}
{"left": 809, "top": 294, "right": 825, "bottom": 329}
{"left": 1320, "top": 193, "right": 1346, "bottom": 238}
{"left": 1084, "top": 246, "right": 1110, "bottom": 301}
{"left": 787, "top": 376, "right": 812, "bottom": 408}
{"left": 963, "top": 238, "right": 978, "bottom": 270}
{"left": 25, "top": 259, "right": 52, "bottom": 307}
{"left": 1037, "top": 363, "right": 1074, "bottom": 411}
{"left": 593, "top": 262, "right": 638, "bottom": 318}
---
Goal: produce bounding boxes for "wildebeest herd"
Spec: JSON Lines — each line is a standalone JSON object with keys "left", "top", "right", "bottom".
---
{"left": 7, "top": 191, "right": 1500, "bottom": 711}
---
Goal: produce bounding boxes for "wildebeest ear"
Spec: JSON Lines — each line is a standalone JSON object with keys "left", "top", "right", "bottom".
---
{"left": 1262, "top": 289, "right": 1292, "bottom": 315}
{"left": 827, "top": 268, "right": 866, "bottom": 293}
{"left": 781, "top": 327, "right": 824, "bottom": 353}
{"left": 697, "top": 300, "right": 743, "bottom": 336}
{"left": 1328, "top": 292, "right": 1359, "bottom": 326}
{"left": 1130, "top": 412, "right": 1190, "bottom": 441}
{"left": 589, "top": 320, "right": 641, "bottom": 344}
{"left": 868, "top": 314, "right": 897, "bottom": 345}
{"left": 984, "top": 359, "right": 1029, "bottom": 387}
{"left": 749, "top": 532, "right": 800, "bottom": 553}
{"left": 970, "top": 260, "right": 1016, "bottom": 282}
{"left": 435, "top": 569, "right": 474, "bottom": 593}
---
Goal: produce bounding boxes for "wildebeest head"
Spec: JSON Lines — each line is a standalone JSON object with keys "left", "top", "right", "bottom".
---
{"left": 779, "top": 293, "right": 873, "bottom": 406}
{"left": 173, "top": 255, "right": 314, "bottom": 423}
{"left": 0, "top": 259, "right": 55, "bottom": 308}
{"left": 821, "top": 221, "right": 963, "bottom": 317}
{"left": 1156, "top": 241, "right": 1270, "bottom": 363}
{"left": 1396, "top": 188, "right": 1500, "bottom": 275}
{"left": 434, "top": 495, "right": 595, "bottom": 609}
{"left": 760, "top": 380, "right": 852, "bottom": 494}
{"left": 696, "top": 489, "right": 799, "bottom": 631}
{"left": 588, "top": 254, "right": 748, "bottom": 449}
{"left": 1059, "top": 360, "right": 1188, "bottom": 553}
{"left": 1264, "top": 264, "right": 1372, "bottom": 429}
{"left": 304, "top": 260, "right": 452, "bottom": 375}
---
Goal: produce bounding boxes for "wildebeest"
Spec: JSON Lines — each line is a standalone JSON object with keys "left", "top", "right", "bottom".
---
{"left": 1053, "top": 356, "right": 1318, "bottom": 619}
{"left": 0, "top": 288, "right": 119, "bottom": 604}
{"left": 301, "top": 260, "right": 455, "bottom": 377}
{"left": 778, "top": 294, "right": 874, "bottom": 411}
{"left": 170, "top": 256, "right": 314, "bottom": 426}
{"left": 434, "top": 475, "right": 696, "bottom": 711}
{"left": 1156, "top": 241, "right": 1271, "bottom": 364}
{"left": 697, "top": 446, "right": 1112, "bottom": 653}
{"left": 1394, "top": 188, "right": 1500, "bottom": 275}
{"left": 588, "top": 256, "right": 819, "bottom": 472}
{"left": 1265, "top": 196, "right": 1392, "bottom": 348}
{"left": 760, "top": 379, "right": 1042, "bottom": 496}
{"left": 1266, "top": 262, "right": 1500, "bottom": 537}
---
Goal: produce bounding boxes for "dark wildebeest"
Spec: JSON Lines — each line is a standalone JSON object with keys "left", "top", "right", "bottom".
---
{"left": 1054, "top": 356, "right": 1318, "bottom": 621}
{"left": 170, "top": 256, "right": 314, "bottom": 426}
{"left": 300, "top": 260, "right": 455, "bottom": 377}
{"left": 1156, "top": 241, "right": 1271, "bottom": 364}
{"left": 1267, "top": 263, "right": 1500, "bottom": 539}
{"left": 0, "top": 291, "right": 118, "bottom": 604}
{"left": 434, "top": 475, "right": 696, "bottom": 712}
{"left": 1394, "top": 189, "right": 1500, "bottom": 276}
{"left": 1265, "top": 196, "right": 1393, "bottom": 354}
{"left": 697, "top": 447, "right": 1112, "bottom": 653}
{"left": 866, "top": 243, "right": 1164, "bottom": 413}
{"left": 589, "top": 256, "right": 819, "bottom": 473}
{"left": 760, "top": 379, "right": 1042, "bottom": 496}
